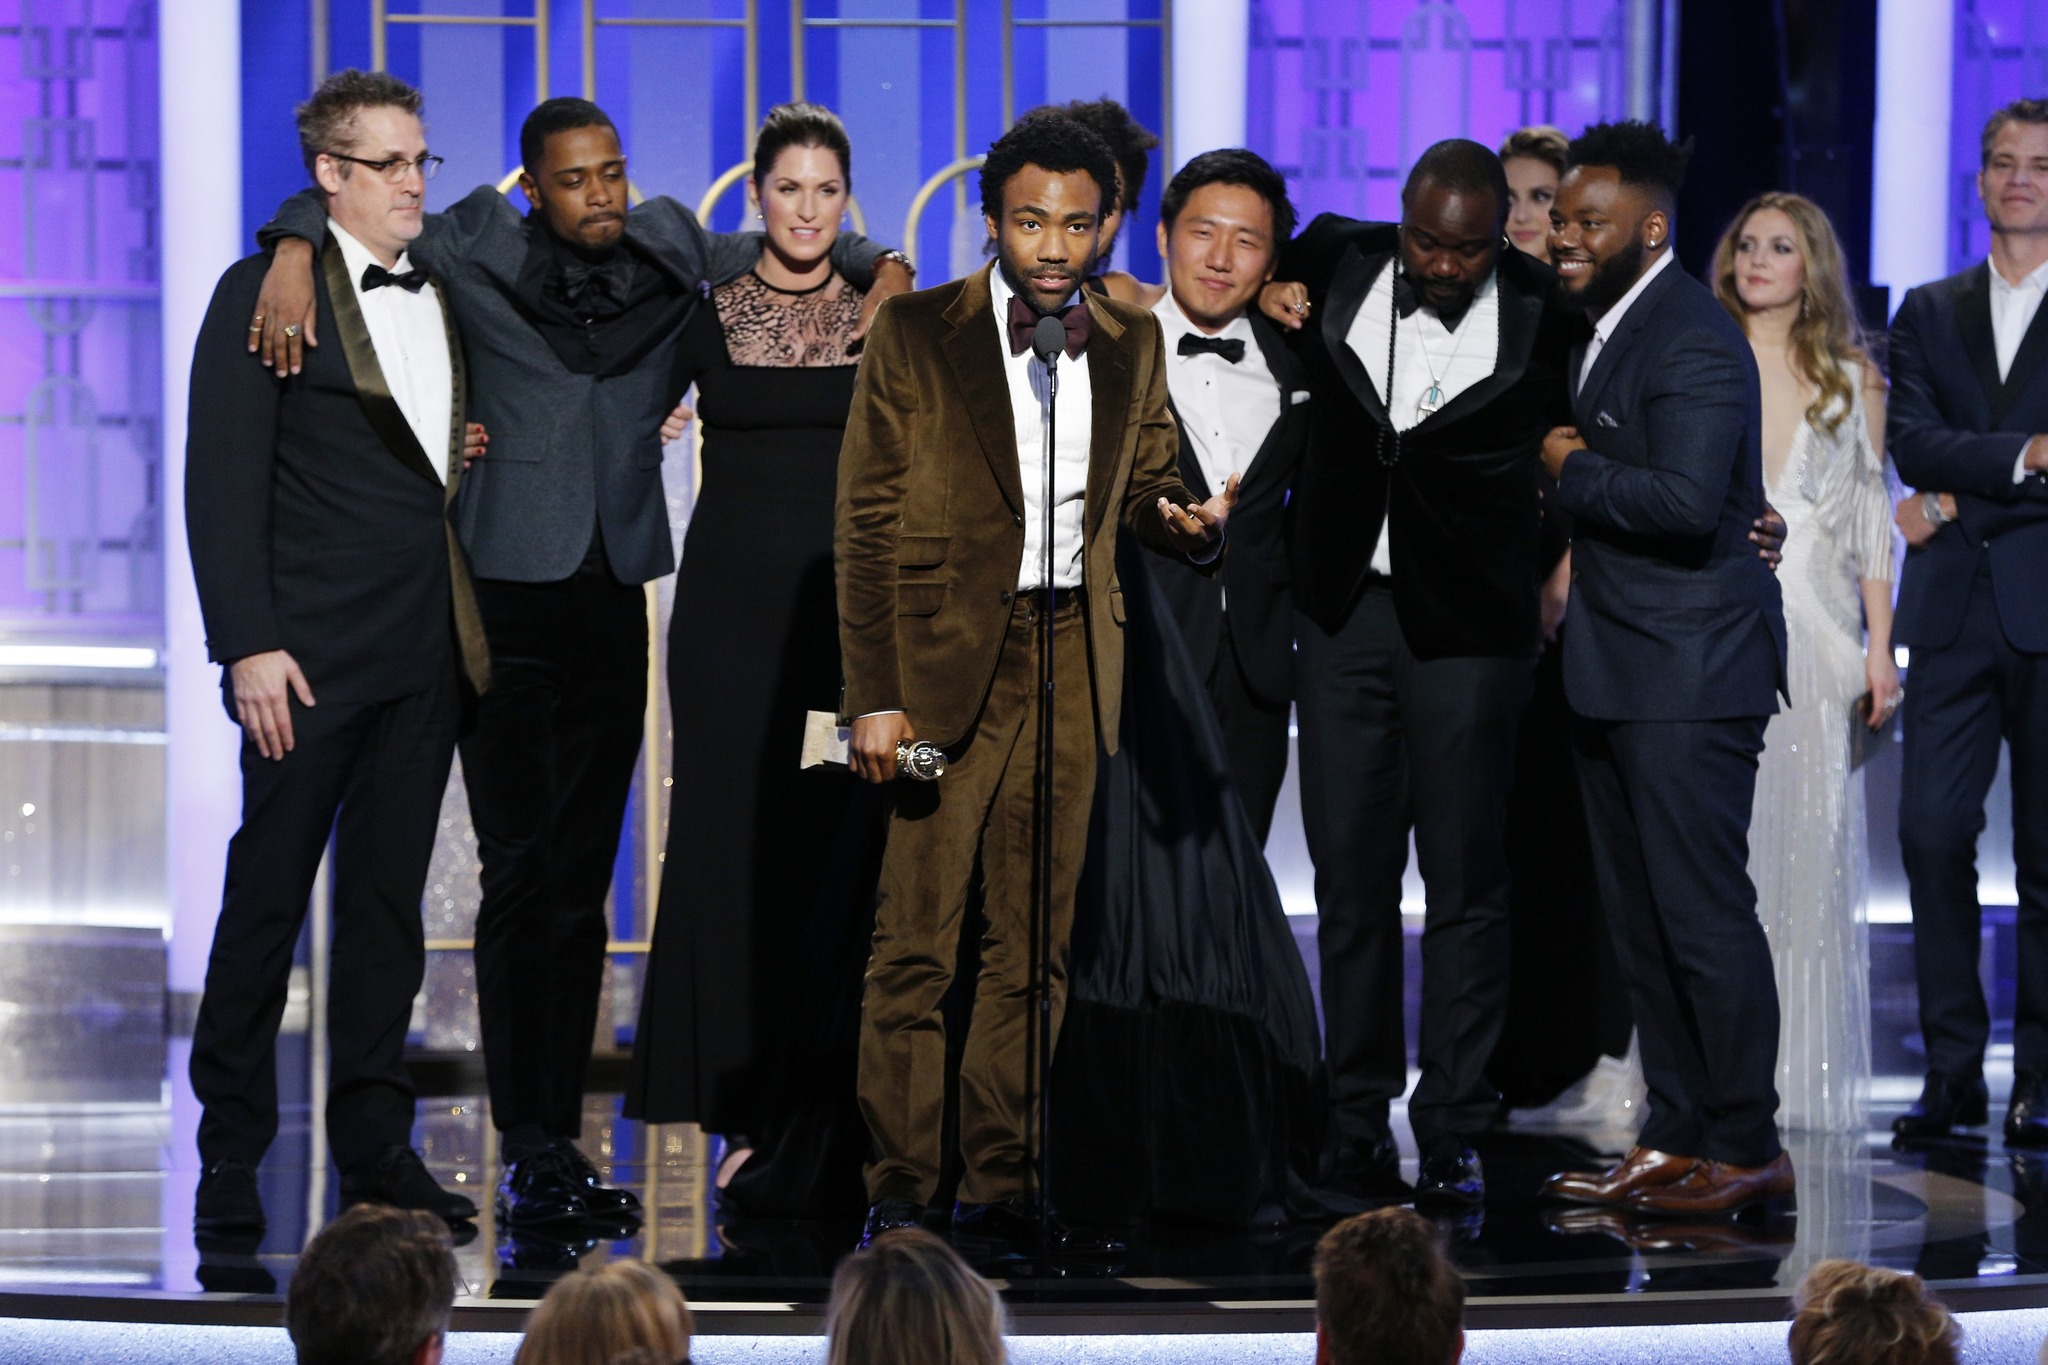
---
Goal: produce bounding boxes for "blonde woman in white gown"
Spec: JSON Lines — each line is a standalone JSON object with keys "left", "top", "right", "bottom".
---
{"left": 1712, "top": 193, "right": 1901, "bottom": 1136}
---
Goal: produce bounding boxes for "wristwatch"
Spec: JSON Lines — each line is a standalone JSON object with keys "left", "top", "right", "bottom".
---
{"left": 1920, "top": 491, "right": 1950, "bottom": 526}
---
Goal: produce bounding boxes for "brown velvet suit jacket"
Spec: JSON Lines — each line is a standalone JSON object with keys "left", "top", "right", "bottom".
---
{"left": 835, "top": 266, "right": 1206, "bottom": 753}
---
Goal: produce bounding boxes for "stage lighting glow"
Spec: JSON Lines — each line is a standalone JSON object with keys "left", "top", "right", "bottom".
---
{"left": 0, "top": 646, "right": 158, "bottom": 670}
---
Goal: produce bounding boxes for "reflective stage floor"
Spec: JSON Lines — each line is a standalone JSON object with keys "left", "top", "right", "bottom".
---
{"left": 9, "top": 1042, "right": 2048, "bottom": 1342}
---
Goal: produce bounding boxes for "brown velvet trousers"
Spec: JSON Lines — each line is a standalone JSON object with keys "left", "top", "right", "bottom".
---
{"left": 857, "top": 596, "right": 1098, "bottom": 1206}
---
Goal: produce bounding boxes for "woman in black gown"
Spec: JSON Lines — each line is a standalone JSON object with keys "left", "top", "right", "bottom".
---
{"left": 625, "top": 104, "right": 883, "bottom": 1212}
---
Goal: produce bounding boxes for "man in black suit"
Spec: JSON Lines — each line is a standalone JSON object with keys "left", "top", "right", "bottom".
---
{"left": 249, "top": 99, "right": 910, "bottom": 1225}
{"left": 1887, "top": 98, "right": 2048, "bottom": 1144}
{"left": 1144, "top": 148, "right": 1307, "bottom": 838}
{"left": 1535, "top": 122, "right": 1792, "bottom": 1216}
{"left": 185, "top": 70, "right": 487, "bottom": 1234}
{"left": 1281, "top": 140, "right": 1580, "bottom": 1209}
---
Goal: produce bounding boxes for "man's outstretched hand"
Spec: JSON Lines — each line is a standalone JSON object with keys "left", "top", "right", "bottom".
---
{"left": 1155, "top": 472, "right": 1237, "bottom": 557}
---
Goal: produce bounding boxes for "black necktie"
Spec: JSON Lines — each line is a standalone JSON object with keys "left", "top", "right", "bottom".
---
{"left": 361, "top": 263, "right": 429, "bottom": 293}
{"left": 1177, "top": 332, "right": 1246, "bottom": 363}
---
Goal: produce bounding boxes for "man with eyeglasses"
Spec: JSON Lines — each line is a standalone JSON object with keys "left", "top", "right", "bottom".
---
{"left": 243, "top": 95, "right": 912, "bottom": 1230}
{"left": 186, "top": 69, "right": 484, "bottom": 1236}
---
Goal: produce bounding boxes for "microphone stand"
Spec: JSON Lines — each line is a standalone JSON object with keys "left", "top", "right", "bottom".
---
{"left": 1028, "top": 314, "right": 1066, "bottom": 1265}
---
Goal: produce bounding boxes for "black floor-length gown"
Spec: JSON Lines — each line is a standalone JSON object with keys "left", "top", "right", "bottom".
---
{"left": 625, "top": 272, "right": 883, "bottom": 1214}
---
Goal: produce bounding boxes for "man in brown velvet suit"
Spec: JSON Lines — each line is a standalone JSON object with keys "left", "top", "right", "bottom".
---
{"left": 838, "top": 115, "right": 1232, "bottom": 1252}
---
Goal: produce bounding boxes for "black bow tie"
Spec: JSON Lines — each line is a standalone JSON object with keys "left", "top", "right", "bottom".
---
{"left": 1177, "top": 332, "right": 1247, "bottom": 363}
{"left": 555, "top": 257, "right": 636, "bottom": 314}
{"left": 361, "top": 263, "right": 428, "bottom": 293}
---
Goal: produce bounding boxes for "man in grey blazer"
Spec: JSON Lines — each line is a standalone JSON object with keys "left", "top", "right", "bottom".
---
{"left": 249, "top": 97, "right": 910, "bottom": 1229}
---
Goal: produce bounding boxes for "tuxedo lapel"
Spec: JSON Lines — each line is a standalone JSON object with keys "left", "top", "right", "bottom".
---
{"left": 1321, "top": 245, "right": 1393, "bottom": 426}
{"left": 1953, "top": 264, "right": 2003, "bottom": 415}
{"left": 1083, "top": 291, "right": 1134, "bottom": 533}
{"left": 1576, "top": 261, "right": 1680, "bottom": 419}
{"left": 320, "top": 234, "right": 444, "bottom": 491}
{"left": 939, "top": 269, "right": 1025, "bottom": 518}
{"left": 433, "top": 287, "right": 490, "bottom": 694}
{"left": 1568, "top": 340, "right": 1591, "bottom": 425}
{"left": 1164, "top": 394, "right": 1214, "bottom": 502}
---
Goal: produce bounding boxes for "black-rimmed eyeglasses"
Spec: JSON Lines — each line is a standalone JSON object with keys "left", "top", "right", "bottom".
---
{"left": 327, "top": 151, "right": 445, "bottom": 183}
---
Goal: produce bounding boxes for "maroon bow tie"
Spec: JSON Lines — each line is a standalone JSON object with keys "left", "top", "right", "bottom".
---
{"left": 1006, "top": 293, "right": 1091, "bottom": 360}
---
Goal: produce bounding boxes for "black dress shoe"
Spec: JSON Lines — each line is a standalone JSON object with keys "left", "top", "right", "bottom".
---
{"left": 952, "top": 1197, "right": 1127, "bottom": 1257}
{"left": 194, "top": 1229, "right": 276, "bottom": 1295}
{"left": 2009, "top": 1072, "right": 2048, "bottom": 1148}
{"left": 1893, "top": 1070, "right": 1989, "bottom": 1140}
{"left": 1414, "top": 1138, "right": 1485, "bottom": 1210}
{"left": 195, "top": 1159, "right": 266, "bottom": 1234}
{"left": 860, "top": 1198, "right": 926, "bottom": 1248}
{"left": 549, "top": 1138, "right": 643, "bottom": 1218}
{"left": 496, "top": 1146, "right": 590, "bottom": 1229}
{"left": 341, "top": 1146, "right": 479, "bottom": 1224}
{"left": 1328, "top": 1137, "right": 1414, "bottom": 1206}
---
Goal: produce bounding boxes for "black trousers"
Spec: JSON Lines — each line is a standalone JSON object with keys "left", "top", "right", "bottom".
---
{"left": 1572, "top": 713, "right": 1781, "bottom": 1168}
{"left": 191, "top": 670, "right": 459, "bottom": 1173}
{"left": 1207, "top": 613, "right": 1292, "bottom": 844}
{"left": 465, "top": 556, "right": 648, "bottom": 1139}
{"left": 1295, "top": 586, "right": 1534, "bottom": 1147}
{"left": 1902, "top": 560, "right": 2048, "bottom": 1079}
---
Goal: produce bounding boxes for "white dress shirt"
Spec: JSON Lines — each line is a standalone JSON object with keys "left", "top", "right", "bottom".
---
{"left": 990, "top": 264, "right": 1091, "bottom": 590}
{"left": 1577, "top": 246, "right": 1676, "bottom": 396}
{"left": 1990, "top": 254, "right": 2048, "bottom": 483}
{"left": 1150, "top": 290, "right": 1280, "bottom": 497}
{"left": 329, "top": 219, "right": 453, "bottom": 483}
{"left": 1346, "top": 259, "right": 1502, "bottom": 576}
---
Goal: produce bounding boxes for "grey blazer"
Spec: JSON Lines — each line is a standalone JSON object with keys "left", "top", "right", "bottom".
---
{"left": 261, "top": 186, "right": 890, "bottom": 585}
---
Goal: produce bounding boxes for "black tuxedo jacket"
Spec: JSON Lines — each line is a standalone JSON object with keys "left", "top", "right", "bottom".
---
{"left": 1888, "top": 261, "right": 2048, "bottom": 654}
{"left": 1554, "top": 261, "right": 1787, "bottom": 721}
{"left": 186, "top": 236, "right": 488, "bottom": 703}
{"left": 1151, "top": 313, "right": 1309, "bottom": 705}
{"left": 1281, "top": 215, "right": 1578, "bottom": 659}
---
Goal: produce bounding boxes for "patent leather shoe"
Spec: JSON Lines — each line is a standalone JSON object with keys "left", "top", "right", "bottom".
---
{"left": 340, "top": 1145, "right": 479, "bottom": 1224}
{"left": 2007, "top": 1072, "right": 2048, "bottom": 1148}
{"left": 1539, "top": 1146, "right": 1698, "bottom": 1207}
{"left": 550, "top": 1138, "right": 642, "bottom": 1218}
{"left": 496, "top": 1145, "right": 590, "bottom": 1228}
{"left": 859, "top": 1199, "right": 926, "bottom": 1248}
{"left": 194, "top": 1158, "right": 266, "bottom": 1234}
{"left": 1414, "top": 1138, "right": 1485, "bottom": 1209}
{"left": 952, "top": 1197, "right": 1126, "bottom": 1257}
{"left": 1892, "top": 1070, "right": 1988, "bottom": 1140}
{"left": 1624, "top": 1151, "right": 1796, "bottom": 1217}
{"left": 1328, "top": 1136, "right": 1414, "bottom": 1206}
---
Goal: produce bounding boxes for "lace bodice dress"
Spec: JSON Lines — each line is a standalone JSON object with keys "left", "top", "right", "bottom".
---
{"left": 1749, "top": 376, "right": 1897, "bottom": 1136}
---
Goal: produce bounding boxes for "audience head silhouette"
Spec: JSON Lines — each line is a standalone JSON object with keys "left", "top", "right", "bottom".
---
{"left": 1789, "top": 1260, "right": 1958, "bottom": 1365}
{"left": 512, "top": 1259, "right": 695, "bottom": 1365}
{"left": 1313, "top": 1208, "right": 1464, "bottom": 1365}
{"left": 286, "top": 1204, "right": 458, "bottom": 1365}
{"left": 826, "top": 1227, "right": 1007, "bottom": 1365}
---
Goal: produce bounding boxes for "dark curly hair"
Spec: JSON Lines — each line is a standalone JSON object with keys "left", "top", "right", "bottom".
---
{"left": 1160, "top": 148, "right": 1296, "bottom": 244}
{"left": 1021, "top": 97, "right": 1159, "bottom": 211}
{"left": 519, "top": 96, "right": 618, "bottom": 175}
{"left": 296, "top": 69, "right": 423, "bottom": 179}
{"left": 1567, "top": 119, "right": 1695, "bottom": 205}
{"left": 979, "top": 114, "right": 1119, "bottom": 223}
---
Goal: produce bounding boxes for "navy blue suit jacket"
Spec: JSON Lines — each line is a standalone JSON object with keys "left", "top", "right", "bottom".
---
{"left": 1555, "top": 261, "right": 1788, "bottom": 722}
{"left": 1888, "top": 262, "right": 2048, "bottom": 655}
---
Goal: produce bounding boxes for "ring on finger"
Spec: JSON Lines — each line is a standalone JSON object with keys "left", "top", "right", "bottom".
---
{"left": 247, "top": 323, "right": 265, "bottom": 332}
{"left": 283, "top": 324, "right": 300, "bottom": 338}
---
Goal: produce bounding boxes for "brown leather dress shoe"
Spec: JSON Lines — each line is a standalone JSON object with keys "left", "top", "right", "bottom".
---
{"left": 1624, "top": 1152, "right": 1796, "bottom": 1217}
{"left": 1539, "top": 1147, "right": 1698, "bottom": 1206}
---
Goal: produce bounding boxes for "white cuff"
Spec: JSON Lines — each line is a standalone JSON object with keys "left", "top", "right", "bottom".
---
{"left": 855, "top": 710, "right": 904, "bottom": 719}
{"left": 2017, "top": 440, "right": 2032, "bottom": 484}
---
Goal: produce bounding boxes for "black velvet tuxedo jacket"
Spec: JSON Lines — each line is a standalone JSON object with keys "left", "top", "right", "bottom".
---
{"left": 1888, "top": 261, "right": 2048, "bottom": 655}
{"left": 186, "top": 236, "right": 488, "bottom": 702}
{"left": 1281, "top": 215, "right": 1578, "bottom": 659}
{"left": 1553, "top": 261, "right": 1787, "bottom": 722}
{"left": 1152, "top": 313, "right": 1309, "bottom": 706}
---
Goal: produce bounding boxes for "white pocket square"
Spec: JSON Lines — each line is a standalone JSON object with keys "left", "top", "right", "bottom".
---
{"left": 1595, "top": 411, "right": 1619, "bottom": 428}
{"left": 1289, "top": 389, "right": 1312, "bottom": 406}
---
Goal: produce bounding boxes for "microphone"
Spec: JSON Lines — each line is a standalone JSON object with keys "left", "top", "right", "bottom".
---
{"left": 1031, "top": 313, "right": 1067, "bottom": 366}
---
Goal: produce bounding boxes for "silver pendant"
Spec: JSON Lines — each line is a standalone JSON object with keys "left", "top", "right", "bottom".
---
{"left": 1416, "top": 385, "right": 1444, "bottom": 419}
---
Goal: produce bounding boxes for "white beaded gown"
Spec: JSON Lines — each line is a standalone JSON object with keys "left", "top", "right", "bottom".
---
{"left": 1748, "top": 377, "right": 1896, "bottom": 1134}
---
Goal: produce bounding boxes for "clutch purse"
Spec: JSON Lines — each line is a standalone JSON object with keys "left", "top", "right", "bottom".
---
{"left": 1849, "top": 692, "right": 1895, "bottom": 770}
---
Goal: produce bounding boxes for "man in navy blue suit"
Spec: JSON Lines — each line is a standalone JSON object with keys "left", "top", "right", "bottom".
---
{"left": 1532, "top": 122, "right": 1793, "bottom": 1216}
{"left": 1888, "top": 98, "right": 2048, "bottom": 1145}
